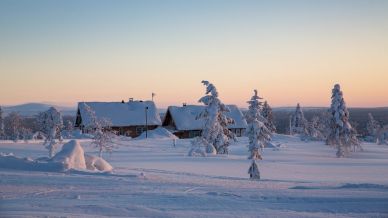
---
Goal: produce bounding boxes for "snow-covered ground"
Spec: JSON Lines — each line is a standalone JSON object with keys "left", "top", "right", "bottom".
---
{"left": 1, "top": 134, "right": 388, "bottom": 217}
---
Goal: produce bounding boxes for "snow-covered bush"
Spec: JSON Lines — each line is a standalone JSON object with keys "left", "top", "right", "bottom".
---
{"left": 82, "top": 103, "right": 116, "bottom": 157}
{"left": 326, "top": 84, "right": 360, "bottom": 157}
{"left": 376, "top": 126, "right": 388, "bottom": 145}
{"left": 304, "top": 116, "right": 326, "bottom": 141}
{"left": 290, "top": 103, "right": 308, "bottom": 136}
{"left": 38, "top": 107, "right": 63, "bottom": 158}
{"left": 246, "top": 90, "right": 272, "bottom": 180}
{"left": 188, "top": 138, "right": 208, "bottom": 157}
{"left": 195, "top": 80, "right": 235, "bottom": 155}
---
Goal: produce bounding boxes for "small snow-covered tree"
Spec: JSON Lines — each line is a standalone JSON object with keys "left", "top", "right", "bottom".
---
{"left": 246, "top": 90, "right": 272, "bottom": 180}
{"left": 63, "top": 120, "right": 74, "bottom": 138}
{"left": 0, "top": 106, "right": 4, "bottom": 140}
{"left": 21, "top": 127, "right": 32, "bottom": 142}
{"left": 82, "top": 103, "right": 115, "bottom": 157}
{"left": 366, "top": 113, "right": 380, "bottom": 140}
{"left": 261, "top": 101, "right": 276, "bottom": 133}
{"left": 4, "top": 112, "right": 22, "bottom": 142}
{"left": 38, "top": 107, "right": 63, "bottom": 157}
{"left": 195, "top": 80, "right": 235, "bottom": 155}
{"left": 376, "top": 126, "right": 388, "bottom": 145}
{"left": 327, "top": 84, "right": 360, "bottom": 157}
{"left": 290, "top": 103, "right": 308, "bottom": 135}
{"left": 305, "top": 116, "right": 325, "bottom": 141}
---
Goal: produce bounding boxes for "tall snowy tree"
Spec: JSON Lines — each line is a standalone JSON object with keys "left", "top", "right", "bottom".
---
{"left": 4, "top": 112, "right": 22, "bottom": 142}
{"left": 246, "top": 90, "right": 272, "bottom": 180}
{"left": 366, "top": 113, "right": 380, "bottom": 140}
{"left": 327, "top": 84, "right": 360, "bottom": 157}
{"left": 290, "top": 103, "right": 308, "bottom": 135}
{"left": 38, "top": 107, "right": 63, "bottom": 157}
{"left": 261, "top": 101, "right": 276, "bottom": 133}
{"left": 0, "top": 106, "right": 4, "bottom": 139}
{"left": 195, "top": 80, "right": 235, "bottom": 155}
{"left": 82, "top": 103, "right": 115, "bottom": 157}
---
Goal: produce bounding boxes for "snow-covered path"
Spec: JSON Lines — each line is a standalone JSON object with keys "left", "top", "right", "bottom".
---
{"left": 1, "top": 135, "right": 388, "bottom": 217}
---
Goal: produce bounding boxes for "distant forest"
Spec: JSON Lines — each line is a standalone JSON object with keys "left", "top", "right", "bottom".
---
{"left": 273, "top": 108, "right": 388, "bottom": 136}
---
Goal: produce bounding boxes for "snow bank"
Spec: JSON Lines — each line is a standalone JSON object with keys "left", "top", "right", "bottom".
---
{"left": 51, "top": 140, "right": 86, "bottom": 170}
{"left": 136, "top": 127, "right": 178, "bottom": 140}
{"left": 85, "top": 155, "right": 113, "bottom": 172}
{"left": 0, "top": 140, "right": 113, "bottom": 173}
{"left": 0, "top": 153, "right": 63, "bottom": 172}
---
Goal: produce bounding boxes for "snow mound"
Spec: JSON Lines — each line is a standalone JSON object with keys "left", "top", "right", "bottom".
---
{"left": 188, "top": 147, "right": 206, "bottom": 157}
{"left": 0, "top": 153, "right": 63, "bottom": 172}
{"left": 0, "top": 141, "right": 114, "bottom": 173}
{"left": 136, "top": 127, "right": 178, "bottom": 140}
{"left": 85, "top": 155, "right": 113, "bottom": 172}
{"left": 51, "top": 140, "right": 86, "bottom": 170}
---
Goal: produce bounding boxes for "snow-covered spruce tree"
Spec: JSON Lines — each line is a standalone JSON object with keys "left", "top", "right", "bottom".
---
{"left": 4, "top": 112, "right": 22, "bottom": 142}
{"left": 327, "top": 84, "right": 360, "bottom": 157}
{"left": 366, "top": 113, "right": 381, "bottom": 140}
{"left": 290, "top": 103, "right": 308, "bottom": 136}
{"left": 261, "top": 101, "right": 276, "bottom": 133}
{"left": 0, "top": 106, "right": 4, "bottom": 140}
{"left": 246, "top": 90, "right": 272, "bottom": 179}
{"left": 82, "top": 103, "right": 115, "bottom": 157}
{"left": 38, "top": 107, "right": 63, "bottom": 158}
{"left": 195, "top": 80, "right": 235, "bottom": 155}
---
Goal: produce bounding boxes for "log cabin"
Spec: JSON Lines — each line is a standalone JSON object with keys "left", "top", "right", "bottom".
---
{"left": 162, "top": 104, "right": 247, "bottom": 139}
{"left": 75, "top": 100, "right": 161, "bottom": 138}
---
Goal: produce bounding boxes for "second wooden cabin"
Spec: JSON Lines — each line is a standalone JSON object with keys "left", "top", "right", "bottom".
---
{"left": 162, "top": 104, "right": 247, "bottom": 139}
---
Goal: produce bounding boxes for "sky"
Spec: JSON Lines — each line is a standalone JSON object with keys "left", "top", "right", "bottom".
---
{"left": 0, "top": 0, "right": 387, "bottom": 108}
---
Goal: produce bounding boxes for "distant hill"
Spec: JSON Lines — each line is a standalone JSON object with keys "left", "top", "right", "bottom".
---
{"left": 2, "top": 103, "right": 76, "bottom": 117}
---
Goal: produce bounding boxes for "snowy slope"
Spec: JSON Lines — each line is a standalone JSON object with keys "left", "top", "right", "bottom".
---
{"left": 1, "top": 135, "right": 388, "bottom": 217}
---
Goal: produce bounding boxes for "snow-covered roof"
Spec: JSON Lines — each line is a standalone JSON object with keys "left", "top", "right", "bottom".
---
{"left": 78, "top": 101, "right": 161, "bottom": 127}
{"left": 165, "top": 105, "right": 247, "bottom": 131}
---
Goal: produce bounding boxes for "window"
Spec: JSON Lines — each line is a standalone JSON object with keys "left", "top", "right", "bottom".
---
{"left": 189, "top": 130, "right": 201, "bottom": 138}
{"left": 136, "top": 127, "right": 147, "bottom": 135}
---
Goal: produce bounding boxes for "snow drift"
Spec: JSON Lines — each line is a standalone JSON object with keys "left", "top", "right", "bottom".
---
{"left": 51, "top": 140, "right": 87, "bottom": 170}
{"left": 85, "top": 154, "right": 113, "bottom": 172}
{"left": 0, "top": 140, "right": 113, "bottom": 173}
{"left": 136, "top": 127, "right": 178, "bottom": 140}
